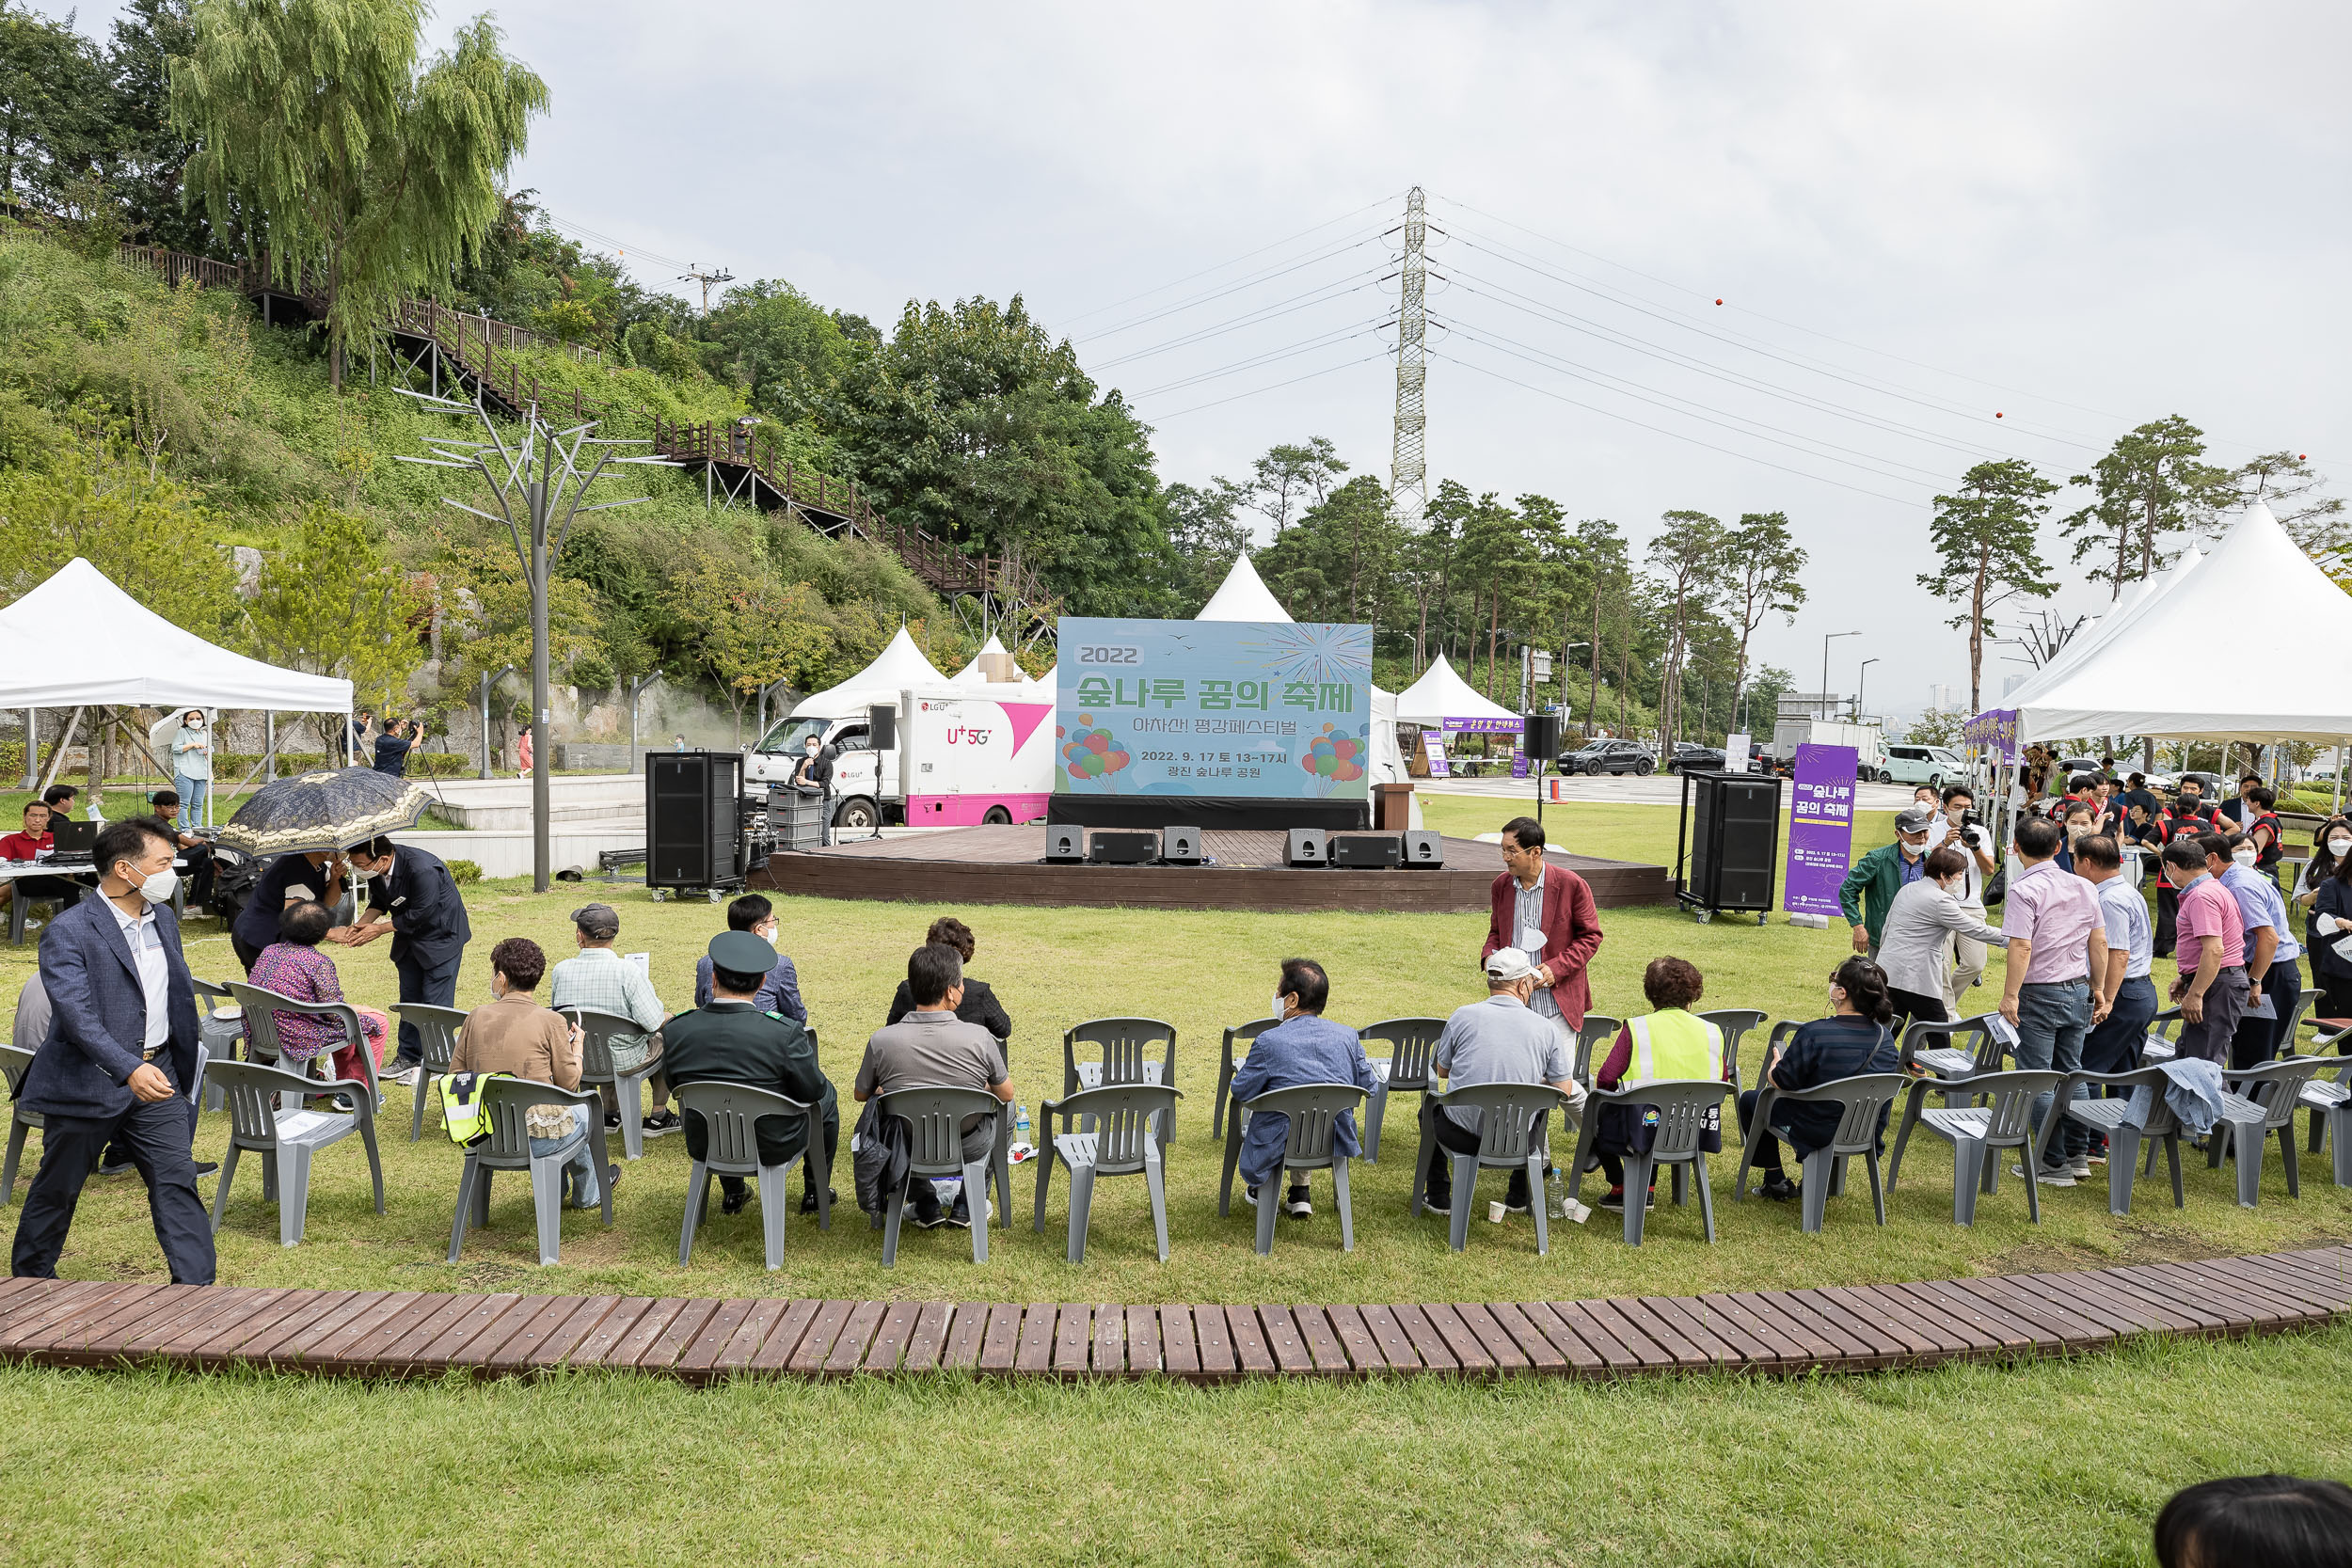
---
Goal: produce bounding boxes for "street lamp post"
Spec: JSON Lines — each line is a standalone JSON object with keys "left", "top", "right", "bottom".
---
{"left": 1855, "top": 657, "right": 1880, "bottom": 723}
{"left": 1820, "top": 632, "right": 1861, "bottom": 721}
{"left": 627, "top": 670, "right": 663, "bottom": 774}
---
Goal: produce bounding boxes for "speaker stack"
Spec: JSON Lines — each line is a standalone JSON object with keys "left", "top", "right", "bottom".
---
{"left": 1160, "top": 825, "right": 1203, "bottom": 864}
{"left": 1285, "top": 829, "right": 1328, "bottom": 866}
{"left": 1044, "top": 825, "right": 1085, "bottom": 863}
{"left": 646, "top": 751, "right": 745, "bottom": 893}
{"left": 1088, "top": 831, "right": 1158, "bottom": 864}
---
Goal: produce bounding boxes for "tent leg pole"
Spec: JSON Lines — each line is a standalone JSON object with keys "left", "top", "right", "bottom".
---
{"left": 20, "top": 709, "right": 33, "bottom": 791}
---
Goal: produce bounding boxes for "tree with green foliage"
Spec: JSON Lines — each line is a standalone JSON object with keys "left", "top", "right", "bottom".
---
{"left": 1242, "top": 437, "right": 1347, "bottom": 542}
{"left": 2059, "top": 415, "right": 2230, "bottom": 596}
{"left": 0, "top": 453, "right": 237, "bottom": 634}
{"left": 2231, "top": 450, "right": 2346, "bottom": 562}
{"left": 699, "top": 278, "right": 852, "bottom": 413}
{"left": 0, "top": 0, "right": 111, "bottom": 208}
{"left": 1920, "top": 457, "right": 2059, "bottom": 714}
{"left": 677, "top": 547, "right": 834, "bottom": 747}
{"left": 1163, "top": 477, "right": 1250, "bottom": 611}
{"left": 103, "top": 0, "right": 215, "bottom": 252}
{"left": 246, "top": 501, "right": 423, "bottom": 742}
{"left": 1644, "top": 510, "right": 1726, "bottom": 758}
{"left": 1721, "top": 510, "right": 1806, "bottom": 719}
{"left": 1258, "top": 474, "right": 1405, "bottom": 626}
{"left": 173, "top": 0, "right": 548, "bottom": 386}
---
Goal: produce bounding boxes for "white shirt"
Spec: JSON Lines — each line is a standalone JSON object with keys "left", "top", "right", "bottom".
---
{"left": 1510, "top": 866, "right": 1560, "bottom": 1021}
{"left": 101, "top": 895, "right": 171, "bottom": 1052}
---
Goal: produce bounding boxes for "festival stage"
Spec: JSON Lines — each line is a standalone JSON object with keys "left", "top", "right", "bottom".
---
{"left": 758, "top": 825, "right": 1674, "bottom": 914}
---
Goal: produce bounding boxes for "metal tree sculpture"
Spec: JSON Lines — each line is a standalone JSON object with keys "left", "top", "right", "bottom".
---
{"left": 398, "top": 388, "right": 674, "bottom": 890}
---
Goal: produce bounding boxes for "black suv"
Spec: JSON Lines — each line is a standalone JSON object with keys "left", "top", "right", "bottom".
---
{"left": 1558, "top": 738, "right": 1654, "bottom": 776}
{"left": 1667, "top": 742, "right": 1727, "bottom": 773}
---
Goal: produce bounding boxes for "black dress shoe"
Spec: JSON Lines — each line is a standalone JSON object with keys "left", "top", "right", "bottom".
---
{"left": 720, "top": 1185, "right": 751, "bottom": 1216}
{"left": 192, "top": 1160, "right": 219, "bottom": 1178}
{"left": 800, "top": 1188, "right": 835, "bottom": 1214}
{"left": 97, "top": 1160, "right": 136, "bottom": 1178}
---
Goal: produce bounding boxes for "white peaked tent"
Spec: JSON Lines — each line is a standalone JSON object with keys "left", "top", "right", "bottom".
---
{"left": 1998, "top": 547, "right": 2202, "bottom": 711}
{"left": 1391, "top": 655, "right": 1522, "bottom": 730}
{"left": 791, "top": 626, "right": 947, "bottom": 719}
{"left": 0, "top": 558, "right": 352, "bottom": 711}
{"left": 1999, "top": 504, "right": 2352, "bottom": 744}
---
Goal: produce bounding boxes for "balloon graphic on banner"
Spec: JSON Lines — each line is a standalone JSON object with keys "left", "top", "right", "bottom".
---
{"left": 1058, "top": 715, "right": 1131, "bottom": 790}
{"left": 1300, "top": 723, "right": 1367, "bottom": 796}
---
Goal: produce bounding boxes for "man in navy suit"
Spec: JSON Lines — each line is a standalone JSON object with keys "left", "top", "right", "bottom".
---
{"left": 341, "top": 835, "right": 471, "bottom": 1085}
{"left": 11, "top": 817, "right": 215, "bottom": 1285}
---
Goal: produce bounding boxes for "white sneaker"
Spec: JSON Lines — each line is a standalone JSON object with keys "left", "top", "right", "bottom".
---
{"left": 383, "top": 1066, "right": 419, "bottom": 1087}
{"left": 2066, "top": 1156, "right": 2093, "bottom": 1179}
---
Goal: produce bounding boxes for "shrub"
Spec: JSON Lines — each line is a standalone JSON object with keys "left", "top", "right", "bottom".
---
{"left": 445, "top": 859, "right": 483, "bottom": 884}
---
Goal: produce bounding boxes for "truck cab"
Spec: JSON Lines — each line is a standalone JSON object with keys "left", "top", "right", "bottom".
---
{"left": 747, "top": 714, "right": 896, "bottom": 830}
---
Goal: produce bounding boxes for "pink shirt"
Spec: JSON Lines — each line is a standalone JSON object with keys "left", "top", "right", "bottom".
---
{"left": 2000, "top": 858, "right": 2101, "bottom": 984}
{"left": 2174, "top": 873, "right": 2246, "bottom": 970}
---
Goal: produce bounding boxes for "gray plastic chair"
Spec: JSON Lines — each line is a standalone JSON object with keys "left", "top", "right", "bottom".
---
{"left": 566, "top": 1006, "right": 665, "bottom": 1159}
{"left": 226, "top": 981, "right": 382, "bottom": 1112}
{"left": 390, "top": 1002, "right": 468, "bottom": 1142}
{"left": 2208, "top": 1056, "right": 2325, "bottom": 1207}
{"left": 1695, "top": 1008, "right": 1770, "bottom": 1088}
{"left": 1358, "top": 1016, "right": 1445, "bottom": 1163}
{"left": 1409, "top": 1082, "right": 1566, "bottom": 1253}
{"left": 2038, "top": 1066, "right": 2185, "bottom": 1214}
{"left": 674, "top": 1080, "right": 828, "bottom": 1271}
{"left": 1213, "top": 1017, "right": 1279, "bottom": 1140}
{"left": 1732, "top": 1071, "right": 1908, "bottom": 1231}
{"left": 446, "top": 1077, "right": 612, "bottom": 1266}
{"left": 1565, "top": 1079, "right": 1734, "bottom": 1245}
{"left": 1885, "top": 1069, "right": 2066, "bottom": 1225}
{"left": 1031, "top": 1082, "right": 1183, "bottom": 1263}
{"left": 1570, "top": 1014, "right": 1622, "bottom": 1088}
{"left": 1, "top": 1041, "right": 46, "bottom": 1204}
{"left": 1061, "top": 1017, "right": 1177, "bottom": 1148}
{"left": 1216, "top": 1081, "right": 1364, "bottom": 1254}
{"left": 1897, "top": 1012, "right": 2006, "bottom": 1105}
{"left": 2300, "top": 1055, "right": 2352, "bottom": 1184}
{"left": 2138, "top": 1007, "right": 2186, "bottom": 1066}
{"left": 205, "top": 1058, "right": 384, "bottom": 1246}
{"left": 875, "top": 1084, "right": 1007, "bottom": 1266}
{"left": 190, "top": 977, "right": 246, "bottom": 1113}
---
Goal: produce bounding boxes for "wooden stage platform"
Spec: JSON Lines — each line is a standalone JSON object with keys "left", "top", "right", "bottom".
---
{"left": 759, "top": 827, "right": 1674, "bottom": 914}
{"left": 2, "top": 1245, "right": 2345, "bottom": 1385}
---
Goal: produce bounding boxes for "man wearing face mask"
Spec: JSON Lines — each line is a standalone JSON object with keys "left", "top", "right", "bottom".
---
{"left": 694, "top": 895, "right": 808, "bottom": 1022}
{"left": 1937, "top": 785, "right": 1998, "bottom": 1012}
{"left": 2152, "top": 782, "right": 2221, "bottom": 958}
{"left": 9, "top": 817, "right": 214, "bottom": 1285}
{"left": 341, "top": 835, "right": 472, "bottom": 1086}
{"left": 791, "top": 733, "right": 835, "bottom": 847}
{"left": 2208, "top": 831, "right": 2301, "bottom": 1067}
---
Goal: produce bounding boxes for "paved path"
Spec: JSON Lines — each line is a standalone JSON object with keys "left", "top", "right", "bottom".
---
{"left": 1422, "top": 773, "right": 1925, "bottom": 810}
{"left": 2, "top": 1245, "right": 2344, "bottom": 1384}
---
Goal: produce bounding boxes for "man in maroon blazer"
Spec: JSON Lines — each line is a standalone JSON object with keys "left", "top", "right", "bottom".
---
{"left": 1483, "top": 816, "right": 1604, "bottom": 1044}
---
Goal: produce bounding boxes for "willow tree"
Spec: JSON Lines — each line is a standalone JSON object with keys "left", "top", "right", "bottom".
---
{"left": 172, "top": 0, "right": 548, "bottom": 386}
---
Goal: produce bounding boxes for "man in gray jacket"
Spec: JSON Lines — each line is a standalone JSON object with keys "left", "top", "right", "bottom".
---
{"left": 1874, "top": 844, "right": 2008, "bottom": 1036}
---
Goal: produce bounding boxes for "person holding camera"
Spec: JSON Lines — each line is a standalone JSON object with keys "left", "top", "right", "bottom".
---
{"left": 1937, "top": 784, "right": 1998, "bottom": 1011}
{"left": 372, "top": 717, "right": 418, "bottom": 778}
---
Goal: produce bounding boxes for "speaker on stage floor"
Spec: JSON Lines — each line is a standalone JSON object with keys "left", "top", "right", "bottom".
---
{"left": 1402, "top": 829, "right": 1444, "bottom": 868}
{"left": 1332, "top": 833, "right": 1403, "bottom": 868}
{"left": 1285, "top": 829, "right": 1327, "bottom": 866}
{"left": 1161, "top": 825, "right": 1203, "bottom": 864}
{"left": 1089, "top": 831, "right": 1157, "bottom": 864}
{"left": 1045, "top": 825, "right": 1084, "bottom": 863}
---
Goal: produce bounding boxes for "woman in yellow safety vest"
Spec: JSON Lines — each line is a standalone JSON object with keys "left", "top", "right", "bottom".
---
{"left": 1589, "top": 955, "right": 1731, "bottom": 1212}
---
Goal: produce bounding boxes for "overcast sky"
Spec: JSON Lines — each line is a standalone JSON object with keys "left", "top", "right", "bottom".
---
{"left": 47, "top": 1, "right": 2352, "bottom": 717}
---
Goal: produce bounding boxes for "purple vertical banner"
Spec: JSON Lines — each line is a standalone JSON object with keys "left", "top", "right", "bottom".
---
{"left": 1784, "top": 743, "right": 1859, "bottom": 917}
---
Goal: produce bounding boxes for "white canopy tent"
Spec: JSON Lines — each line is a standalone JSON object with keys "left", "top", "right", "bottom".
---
{"left": 0, "top": 559, "right": 354, "bottom": 816}
{"left": 1391, "top": 655, "right": 1522, "bottom": 730}
{"left": 1993, "top": 505, "right": 2352, "bottom": 745}
{"left": 791, "top": 626, "right": 948, "bottom": 720}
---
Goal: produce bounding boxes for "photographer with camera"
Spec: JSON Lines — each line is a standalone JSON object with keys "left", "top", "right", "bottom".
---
{"left": 1937, "top": 784, "right": 1998, "bottom": 1012}
{"left": 372, "top": 717, "right": 419, "bottom": 778}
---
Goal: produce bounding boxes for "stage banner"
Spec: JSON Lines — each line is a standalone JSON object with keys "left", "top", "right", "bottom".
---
{"left": 1785, "top": 742, "right": 1859, "bottom": 917}
{"left": 1962, "top": 707, "right": 2021, "bottom": 765}
{"left": 1057, "top": 617, "right": 1374, "bottom": 800}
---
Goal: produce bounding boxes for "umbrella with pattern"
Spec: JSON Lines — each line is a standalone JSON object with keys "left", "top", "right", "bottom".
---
{"left": 216, "top": 767, "right": 434, "bottom": 857}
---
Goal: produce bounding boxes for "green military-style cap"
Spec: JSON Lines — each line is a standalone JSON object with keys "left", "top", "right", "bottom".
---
{"left": 709, "top": 929, "right": 777, "bottom": 974}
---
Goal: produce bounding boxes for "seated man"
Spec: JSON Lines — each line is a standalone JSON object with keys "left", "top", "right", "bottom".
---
{"left": 1736, "top": 956, "right": 1900, "bottom": 1202}
{"left": 149, "top": 790, "right": 215, "bottom": 914}
{"left": 1229, "top": 957, "right": 1381, "bottom": 1219}
{"left": 0, "top": 800, "right": 82, "bottom": 926}
{"left": 661, "top": 930, "right": 837, "bottom": 1217}
{"left": 1422, "top": 946, "right": 1583, "bottom": 1217}
{"left": 1590, "top": 956, "right": 1733, "bottom": 1211}
{"left": 853, "top": 942, "right": 1013, "bottom": 1228}
{"left": 548, "top": 902, "right": 674, "bottom": 1138}
{"left": 691, "top": 894, "right": 807, "bottom": 1022}
{"left": 451, "top": 937, "right": 612, "bottom": 1210}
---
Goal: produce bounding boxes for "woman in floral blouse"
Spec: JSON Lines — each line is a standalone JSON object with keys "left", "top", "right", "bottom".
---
{"left": 245, "top": 900, "right": 388, "bottom": 1081}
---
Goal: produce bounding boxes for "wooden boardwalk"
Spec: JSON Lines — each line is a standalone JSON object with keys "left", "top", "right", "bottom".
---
{"left": 2, "top": 1246, "right": 2345, "bottom": 1385}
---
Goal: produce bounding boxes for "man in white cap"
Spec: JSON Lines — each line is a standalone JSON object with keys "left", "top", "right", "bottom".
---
{"left": 1420, "top": 946, "right": 1585, "bottom": 1216}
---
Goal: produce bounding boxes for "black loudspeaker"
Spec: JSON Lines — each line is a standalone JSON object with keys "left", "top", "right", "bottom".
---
{"left": 1686, "top": 771, "right": 1782, "bottom": 913}
{"left": 1089, "top": 831, "right": 1157, "bottom": 864}
{"left": 1332, "top": 833, "right": 1403, "bottom": 868}
{"left": 1045, "top": 826, "right": 1084, "bottom": 863}
{"left": 1402, "top": 829, "right": 1444, "bottom": 868}
{"left": 1524, "top": 713, "right": 1562, "bottom": 760}
{"left": 1161, "top": 825, "right": 1203, "bottom": 864}
{"left": 867, "top": 703, "right": 898, "bottom": 751}
{"left": 1285, "top": 828, "right": 1327, "bottom": 866}
{"left": 646, "top": 751, "right": 743, "bottom": 889}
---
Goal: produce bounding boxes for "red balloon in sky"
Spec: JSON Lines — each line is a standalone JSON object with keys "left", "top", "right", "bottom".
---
{"left": 1995, "top": 412, "right": 2004, "bottom": 419}
{"left": 1713, "top": 298, "right": 1723, "bottom": 306}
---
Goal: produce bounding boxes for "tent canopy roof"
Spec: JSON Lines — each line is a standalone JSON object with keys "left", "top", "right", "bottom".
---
{"left": 0, "top": 558, "right": 352, "bottom": 711}
{"left": 1196, "top": 555, "right": 1291, "bottom": 622}
{"left": 1990, "top": 504, "right": 2352, "bottom": 745}
{"left": 792, "top": 626, "right": 948, "bottom": 718}
{"left": 1391, "top": 655, "right": 1519, "bottom": 727}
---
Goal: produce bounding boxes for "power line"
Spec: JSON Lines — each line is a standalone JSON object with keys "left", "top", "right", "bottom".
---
{"left": 1074, "top": 230, "right": 1389, "bottom": 345}
{"left": 1145, "top": 351, "right": 1392, "bottom": 421}
{"left": 1056, "top": 192, "right": 1403, "bottom": 328}
{"left": 1126, "top": 317, "right": 1395, "bottom": 399}
{"left": 1091, "top": 273, "right": 1391, "bottom": 370}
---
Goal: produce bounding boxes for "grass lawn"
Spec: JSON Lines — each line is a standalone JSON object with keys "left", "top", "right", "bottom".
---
{"left": 2, "top": 784, "right": 2341, "bottom": 1565}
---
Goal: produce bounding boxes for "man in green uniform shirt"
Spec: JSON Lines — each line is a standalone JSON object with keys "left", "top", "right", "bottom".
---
{"left": 660, "top": 930, "right": 838, "bottom": 1216}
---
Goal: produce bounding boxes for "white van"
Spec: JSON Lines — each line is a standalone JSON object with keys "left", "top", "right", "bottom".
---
{"left": 1883, "top": 743, "right": 1967, "bottom": 788}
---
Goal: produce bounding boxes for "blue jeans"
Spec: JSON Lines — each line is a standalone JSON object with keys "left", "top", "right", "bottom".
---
{"left": 174, "top": 775, "right": 209, "bottom": 823}
{"left": 529, "top": 1105, "right": 602, "bottom": 1208}
{"left": 2016, "top": 978, "right": 2091, "bottom": 1164}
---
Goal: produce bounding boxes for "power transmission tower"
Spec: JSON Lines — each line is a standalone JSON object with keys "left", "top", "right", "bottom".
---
{"left": 1389, "top": 186, "right": 1428, "bottom": 533}
{"left": 678, "top": 262, "right": 734, "bottom": 314}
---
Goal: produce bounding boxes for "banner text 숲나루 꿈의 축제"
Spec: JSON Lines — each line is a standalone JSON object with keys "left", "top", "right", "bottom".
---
{"left": 1785, "top": 743, "right": 1859, "bottom": 917}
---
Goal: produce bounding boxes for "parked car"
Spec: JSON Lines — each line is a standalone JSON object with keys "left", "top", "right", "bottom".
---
{"left": 1558, "top": 738, "right": 1654, "bottom": 776}
{"left": 1665, "top": 743, "right": 1727, "bottom": 773}
{"left": 1883, "top": 743, "right": 1967, "bottom": 788}
{"left": 2056, "top": 756, "right": 2105, "bottom": 782}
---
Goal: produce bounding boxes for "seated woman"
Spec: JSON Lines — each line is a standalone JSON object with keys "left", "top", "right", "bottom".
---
{"left": 1588, "top": 956, "right": 1732, "bottom": 1212}
{"left": 1875, "top": 844, "right": 2009, "bottom": 1036}
{"left": 452, "top": 937, "right": 608, "bottom": 1210}
{"left": 244, "top": 899, "right": 389, "bottom": 1082}
{"left": 1735, "top": 956, "right": 1900, "bottom": 1202}
{"left": 886, "top": 914, "right": 1013, "bottom": 1038}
